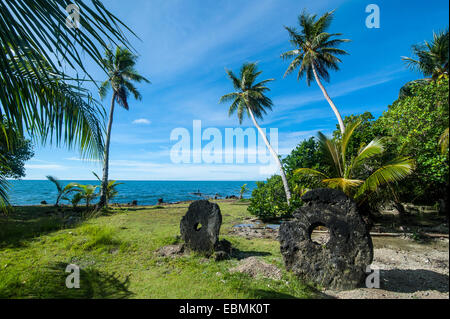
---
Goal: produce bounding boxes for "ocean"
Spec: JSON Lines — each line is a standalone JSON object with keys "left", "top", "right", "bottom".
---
{"left": 6, "top": 180, "right": 258, "bottom": 206}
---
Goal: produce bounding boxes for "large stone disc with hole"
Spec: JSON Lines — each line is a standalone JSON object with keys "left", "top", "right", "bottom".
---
{"left": 279, "top": 188, "right": 373, "bottom": 290}
{"left": 180, "top": 200, "right": 222, "bottom": 253}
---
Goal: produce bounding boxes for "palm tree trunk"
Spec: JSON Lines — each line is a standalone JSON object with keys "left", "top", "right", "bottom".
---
{"left": 98, "top": 92, "right": 116, "bottom": 208}
{"left": 247, "top": 107, "right": 292, "bottom": 205}
{"left": 311, "top": 64, "right": 345, "bottom": 135}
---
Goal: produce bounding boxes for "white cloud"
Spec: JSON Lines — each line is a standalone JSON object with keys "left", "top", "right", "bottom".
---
{"left": 132, "top": 118, "right": 151, "bottom": 125}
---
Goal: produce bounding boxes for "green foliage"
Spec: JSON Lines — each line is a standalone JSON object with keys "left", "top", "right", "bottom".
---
{"left": 282, "top": 137, "right": 328, "bottom": 175}
{"left": 294, "top": 121, "right": 414, "bottom": 204}
{"left": 239, "top": 184, "right": 249, "bottom": 200}
{"left": 374, "top": 79, "right": 449, "bottom": 203}
{"left": 0, "top": 118, "right": 34, "bottom": 179}
{"left": 71, "top": 184, "right": 99, "bottom": 208}
{"left": 247, "top": 175, "right": 302, "bottom": 220}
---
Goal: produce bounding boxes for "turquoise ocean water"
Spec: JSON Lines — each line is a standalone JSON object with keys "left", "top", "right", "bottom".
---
{"left": 7, "top": 180, "right": 258, "bottom": 206}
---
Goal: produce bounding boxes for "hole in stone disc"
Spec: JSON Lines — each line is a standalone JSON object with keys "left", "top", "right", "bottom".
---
{"left": 194, "top": 223, "right": 203, "bottom": 231}
{"left": 310, "top": 223, "right": 330, "bottom": 245}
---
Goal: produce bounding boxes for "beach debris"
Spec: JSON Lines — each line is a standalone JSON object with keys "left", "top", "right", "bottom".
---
{"left": 40, "top": 201, "right": 47, "bottom": 205}
{"left": 229, "top": 257, "right": 282, "bottom": 280}
{"left": 180, "top": 200, "right": 222, "bottom": 254}
{"left": 131, "top": 200, "right": 138, "bottom": 206}
{"left": 279, "top": 188, "right": 373, "bottom": 290}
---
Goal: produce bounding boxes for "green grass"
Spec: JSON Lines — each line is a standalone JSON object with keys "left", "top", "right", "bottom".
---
{"left": 0, "top": 200, "right": 320, "bottom": 299}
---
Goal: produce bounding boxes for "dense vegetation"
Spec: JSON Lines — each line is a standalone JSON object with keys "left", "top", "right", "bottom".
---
{"left": 248, "top": 78, "right": 449, "bottom": 219}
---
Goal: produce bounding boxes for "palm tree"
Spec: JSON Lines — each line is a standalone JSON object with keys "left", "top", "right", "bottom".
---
{"left": 402, "top": 29, "right": 449, "bottom": 81}
{"left": 239, "top": 184, "right": 249, "bottom": 200}
{"left": 0, "top": 0, "right": 134, "bottom": 210}
{"left": 46, "top": 176, "right": 78, "bottom": 206}
{"left": 294, "top": 121, "right": 415, "bottom": 204}
{"left": 97, "top": 47, "right": 150, "bottom": 208}
{"left": 72, "top": 184, "right": 99, "bottom": 208}
{"left": 281, "top": 10, "right": 350, "bottom": 134}
{"left": 220, "top": 63, "right": 292, "bottom": 204}
{"left": 93, "top": 171, "right": 123, "bottom": 202}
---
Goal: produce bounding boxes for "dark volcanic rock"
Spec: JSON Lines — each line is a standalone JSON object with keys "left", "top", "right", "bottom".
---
{"left": 279, "top": 188, "right": 373, "bottom": 290}
{"left": 180, "top": 200, "right": 222, "bottom": 254}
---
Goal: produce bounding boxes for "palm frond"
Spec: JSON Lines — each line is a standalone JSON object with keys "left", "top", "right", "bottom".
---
{"left": 317, "top": 131, "right": 342, "bottom": 176}
{"left": 322, "top": 177, "right": 363, "bottom": 195}
{"left": 294, "top": 168, "right": 329, "bottom": 180}
{"left": 350, "top": 137, "right": 385, "bottom": 174}
{"left": 46, "top": 175, "right": 63, "bottom": 193}
{"left": 355, "top": 158, "right": 415, "bottom": 200}
{"left": 340, "top": 120, "right": 361, "bottom": 164}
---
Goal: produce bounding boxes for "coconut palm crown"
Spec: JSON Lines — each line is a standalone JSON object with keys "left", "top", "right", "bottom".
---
{"left": 220, "top": 63, "right": 274, "bottom": 124}
{"left": 402, "top": 29, "right": 449, "bottom": 81}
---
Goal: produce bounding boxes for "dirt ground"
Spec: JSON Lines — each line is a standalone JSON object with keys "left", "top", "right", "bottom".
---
{"left": 324, "top": 237, "right": 449, "bottom": 299}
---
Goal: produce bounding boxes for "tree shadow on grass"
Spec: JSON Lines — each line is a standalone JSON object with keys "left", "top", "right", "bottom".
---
{"left": 231, "top": 248, "right": 272, "bottom": 260}
{"left": 0, "top": 209, "right": 71, "bottom": 249}
{"left": 0, "top": 262, "right": 133, "bottom": 299}
{"left": 0, "top": 206, "right": 99, "bottom": 248}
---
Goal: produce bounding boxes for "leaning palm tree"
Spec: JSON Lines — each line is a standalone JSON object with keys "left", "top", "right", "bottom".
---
{"left": 294, "top": 121, "right": 415, "bottom": 204}
{"left": 402, "top": 29, "right": 449, "bottom": 81}
{"left": 220, "top": 63, "right": 292, "bottom": 204}
{"left": 97, "top": 47, "right": 150, "bottom": 208}
{"left": 281, "top": 10, "right": 350, "bottom": 134}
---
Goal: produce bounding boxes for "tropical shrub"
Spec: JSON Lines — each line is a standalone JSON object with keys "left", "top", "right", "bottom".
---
{"left": 247, "top": 175, "right": 303, "bottom": 220}
{"left": 294, "top": 121, "right": 415, "bottom": 205}
{"left": 239, "top": 184, "right": 249, "bottom": 200}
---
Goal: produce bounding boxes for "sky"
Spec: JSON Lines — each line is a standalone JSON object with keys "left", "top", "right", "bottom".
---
{"left": 23, "top": 0, "right": 449, "bottom": 181}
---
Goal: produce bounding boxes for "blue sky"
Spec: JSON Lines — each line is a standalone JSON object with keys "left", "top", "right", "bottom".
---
{"left": 23, "top": 0, "right": 449, "bottom": 181}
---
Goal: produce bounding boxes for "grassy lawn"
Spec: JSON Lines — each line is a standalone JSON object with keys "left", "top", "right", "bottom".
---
{"left": 0, "top": 200, "right": 320, "bottom": 299}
